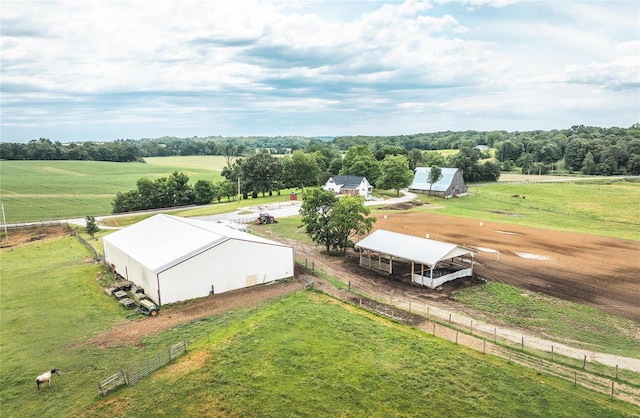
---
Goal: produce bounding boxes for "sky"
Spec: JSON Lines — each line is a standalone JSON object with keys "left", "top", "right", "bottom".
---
{"left": 1, "top": 0, "right": 639, "bottom": 143}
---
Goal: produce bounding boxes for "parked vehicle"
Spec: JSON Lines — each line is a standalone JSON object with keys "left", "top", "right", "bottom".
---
{"left": 137, "top": 299, "right": 159, "bottom": 316}
{"left": 256, "top": 213, "right": 277, "bottom": 224}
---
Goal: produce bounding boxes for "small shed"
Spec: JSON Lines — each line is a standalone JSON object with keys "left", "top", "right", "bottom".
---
{"left": 103, "top": 214, "right": 294, "bottom": 306}
{"left": 355, "top": 229, "right": 476, "bottom": 289}
{"left": 408, "top": 167, "right": 467, "bottom": 198}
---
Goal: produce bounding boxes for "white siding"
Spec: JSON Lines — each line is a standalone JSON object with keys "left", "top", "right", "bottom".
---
{"left": 157, "top": 239, "right": 294, "bottom": 305}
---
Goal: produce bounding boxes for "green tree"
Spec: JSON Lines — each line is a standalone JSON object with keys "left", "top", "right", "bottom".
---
{"left": 85, "top": 216, "right": 99, "bottom": 239}
{"left": 427, "top": 166, "right": 442, "bottom": 196}
{"left": 518, "top": 153, "right": 535, "bottom": 175}
{"left": 300, "top": 189, "right": 339, "bottom": 254}
{"left": 215, "top": 180, "right": 237, "bottom": 201}
{"left": 407, "top": 149, "right": 424, "bottom": 170}
{"left": 241, "top": 152, "right": 284, "bottom": 197}
{"left": 329, "top": 195, "right": 375, "bottom": 254}
{"left": 340, "top": 145, "right": 381, "bottom": 186}
{"left": 193, "top": 180, "right": 217, "bottom": 205}
{"left": 582, "top": 152, "right": 597, "bottom": 175}
{"left": 300, "top": 190, "right": 375, "bottom": 255}
{"left": 281, "top": 150, "right": 320, "bottom": 189}
{"left": 378, "top": 155, "right": 414, "bottom": 196}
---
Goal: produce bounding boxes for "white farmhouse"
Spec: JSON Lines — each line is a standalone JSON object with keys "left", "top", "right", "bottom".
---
{"left": 322, "top": 175, "right": 373, "bottom": 199}
{"left": 103, "top": 214, "right": 294, "bottom": 306}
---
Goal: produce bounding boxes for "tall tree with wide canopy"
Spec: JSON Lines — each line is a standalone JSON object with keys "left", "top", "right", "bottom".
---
{"left": 241, "top": 152, "right": 284, "bottom": 197}
{"left": 340, "top": 145, "right": 381, "bottom": 186}
{"left": 300, "top": 189, "right": 375, "bottom": 255}
{"left": 377, "top": 154, "right": 414, "bottom": 196}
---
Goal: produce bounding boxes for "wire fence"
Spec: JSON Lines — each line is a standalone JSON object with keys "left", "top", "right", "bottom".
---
{"left": 302, "top": 267, "right": 640, "bottom": 406}
{"left": 98, "top": 341, "right": 187, "bottom": 396}
{"left": 69, "top": 227, "right": 101, "bottom": 261}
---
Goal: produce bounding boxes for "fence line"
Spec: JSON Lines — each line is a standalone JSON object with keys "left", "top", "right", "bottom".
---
{"left": 305, "top": 271, "right": 640, "bottom": 405}
{"left": 98, "top": 341, "right": 187, "bottom": 395}
{"left": 69, "top": 227, "right": 101, "bottom": 261}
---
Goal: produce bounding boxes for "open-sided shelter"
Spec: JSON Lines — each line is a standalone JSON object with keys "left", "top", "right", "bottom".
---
{"left": 408, "top": 167, "right": 467, "bottom": 197}
{"left": 103, "top": 214, "right": 294, "bottom": 306}
{"left": 355, "top": 229, "right": 476, "bottom": 289}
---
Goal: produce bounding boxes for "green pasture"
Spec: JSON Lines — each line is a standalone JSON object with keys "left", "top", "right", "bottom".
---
{"left": 1, "top": 236, "right": 637, "bottom": 417}
{"left": 0, "top": 158, "right": 226, "bottom": 223}
{"left": 455, "top": 283, "right": 640, "bottom": 359}
{"left": 395, "top": 179, "right": 640, "bottom": 241}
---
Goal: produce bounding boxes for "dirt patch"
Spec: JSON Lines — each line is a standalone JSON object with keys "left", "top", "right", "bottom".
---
{"left": 373, "top": 212, "right": 640, "bottom": 321}
{"left": 0, "top": 224, "right": 70, "bottom": 248}
{"left": 84, "top": 275, "right": 305, "bottom": 348}
{"left": 382, "top": 201, "right": 425, "bottom": 210}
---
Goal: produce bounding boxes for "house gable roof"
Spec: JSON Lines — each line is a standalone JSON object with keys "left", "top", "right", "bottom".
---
{"left": 328, "top": 175, "right": 366, "bottom": 190}
{"left": 355, "top": 229, "right": 475, "bottom": 266}
{"left": 103, "top": 214, "right": 289, "bottom": 273}
{"left": 409, "top": 167, "right": 462, "bottom": 192}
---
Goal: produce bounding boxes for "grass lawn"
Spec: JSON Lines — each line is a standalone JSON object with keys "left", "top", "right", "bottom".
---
{"left": 3, "top": 237, "right": 638, "bottom": 417}
{"left": 82, "top": 292, "right": 637, "bottom": 418}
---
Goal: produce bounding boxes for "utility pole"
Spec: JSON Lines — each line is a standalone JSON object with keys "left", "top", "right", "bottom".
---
{"left": 2, "top": 204, "right": 8, "bottom": 241}
{"left": 237, "top": 177, "right": 241, "bottom": 200}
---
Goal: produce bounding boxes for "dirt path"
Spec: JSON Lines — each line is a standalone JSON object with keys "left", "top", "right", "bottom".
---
{"left": 84, "top": 277, "right": 305, "bottom": 348}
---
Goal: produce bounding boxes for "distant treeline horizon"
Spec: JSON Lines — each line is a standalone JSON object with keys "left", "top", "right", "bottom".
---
{"left": 1, "top": 124, "right": 639, "bottom": 175}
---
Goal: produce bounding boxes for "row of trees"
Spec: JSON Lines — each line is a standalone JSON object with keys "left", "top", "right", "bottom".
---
{"left": 7, "top": 126, "right": 636, "bottom": 180}
{"left": 111, "top": 171, "right": 237, "bottom": 213}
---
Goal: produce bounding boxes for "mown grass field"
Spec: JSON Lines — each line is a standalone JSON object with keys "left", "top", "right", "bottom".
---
{"left": 0, "top": 157, "right": 227, "bottom": 223}
{"left": 2, "top": 157, "right": 639, "bottom": 242}
{"left": 1, "top": 236, "right": 638, "bottom": 417}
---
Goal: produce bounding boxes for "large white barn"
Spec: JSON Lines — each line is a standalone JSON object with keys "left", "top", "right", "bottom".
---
{"left": 103, "top": 214, "right": 294, "bottom": 306}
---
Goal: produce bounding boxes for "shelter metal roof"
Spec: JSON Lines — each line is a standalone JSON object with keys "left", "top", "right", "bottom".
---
{"left": 103, "top": 214, "right": 289, "bottom": 273}
{"left": 355, "top": 229, "right": 475, "bottom": 266}
{"left": 409, "top": 167, "right": 460, "bottom": 192}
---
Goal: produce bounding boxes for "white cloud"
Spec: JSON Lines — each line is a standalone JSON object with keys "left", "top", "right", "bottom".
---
{"left": 1, "top": 0, "right": 638, "bottom": 141}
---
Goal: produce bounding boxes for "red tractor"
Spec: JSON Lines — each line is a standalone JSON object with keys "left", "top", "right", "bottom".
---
{"left": 256, "top": 213, "right": 277, "bottom": 224}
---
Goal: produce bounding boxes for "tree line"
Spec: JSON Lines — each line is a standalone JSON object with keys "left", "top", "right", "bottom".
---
{"left": 4, "top": 125, "right": 639, "bottom": 178}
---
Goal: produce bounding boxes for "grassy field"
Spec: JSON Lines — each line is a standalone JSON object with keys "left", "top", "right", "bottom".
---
{"left": 0, "top": 157, "right": 227, "bottom": 223}
{"left": 1, "top": 236, "right": 637, "bottom": 417}
{"left": 454, "top": 283, "right": 640, "bottom": 358}
{"left": 405, "top": 179, "right": 640, "bottom": 241}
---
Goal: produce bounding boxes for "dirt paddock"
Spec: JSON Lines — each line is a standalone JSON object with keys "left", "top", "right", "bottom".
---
{"left": 373, "top": 211, "right": 640, "bottom": 321}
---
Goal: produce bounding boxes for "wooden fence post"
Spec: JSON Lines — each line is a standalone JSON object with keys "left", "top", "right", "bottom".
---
{"left": 551, "top": 345, "right": 554, "bottom": 361}
{"left": 582, "top": 355, "right": 587, "bottom": 369}
{"left": 611, "top": 381, "right": 614, "bottom": 399}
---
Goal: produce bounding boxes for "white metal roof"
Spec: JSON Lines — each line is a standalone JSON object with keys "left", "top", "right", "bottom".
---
{"left": 409, "top": 167, "right": 460, "bottom": 192}
{"left": 103, "top": 214, "right": 290, "bottom": 273}
{"left": 355, "top": 229, "right": 475, "bottom": 266}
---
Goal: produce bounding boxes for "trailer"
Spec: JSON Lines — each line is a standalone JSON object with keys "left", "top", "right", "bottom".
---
{"left": 137, "top": 299, "right": 159, "bottom": 316}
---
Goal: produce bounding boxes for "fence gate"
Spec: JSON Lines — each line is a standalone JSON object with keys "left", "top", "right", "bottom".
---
{"left": 98, "top": 371, "right": 127, "bottom": 396}
{"left": 98, "top": 341, "right": 187, "bottom": 395}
